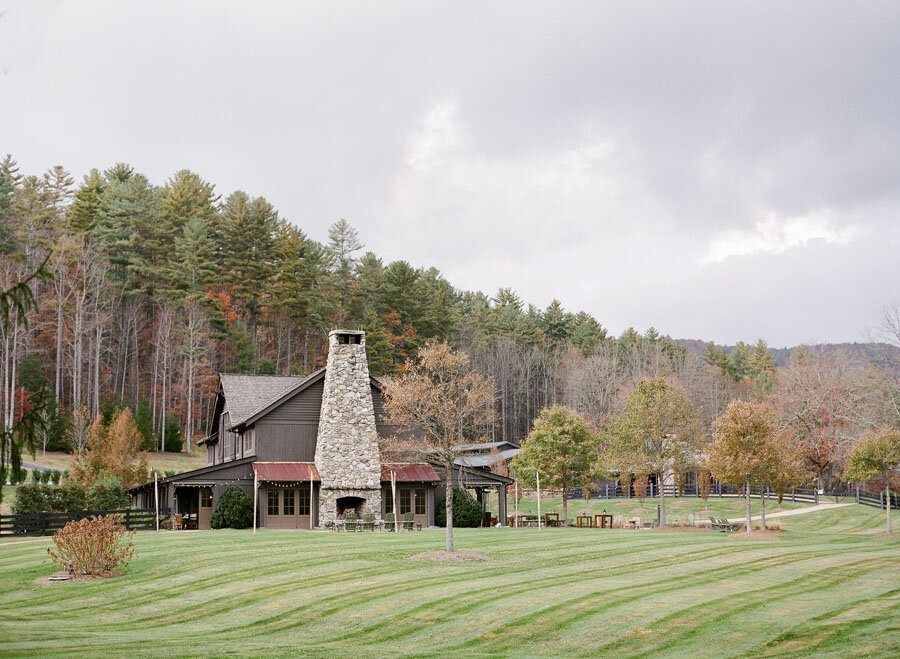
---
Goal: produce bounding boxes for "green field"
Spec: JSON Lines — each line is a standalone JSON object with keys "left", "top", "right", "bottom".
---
{"left": 24, "top": 448, "right": 206, "bottom": 475}
{"left": 0, "top": 504, "right": 897, "bottom": 657}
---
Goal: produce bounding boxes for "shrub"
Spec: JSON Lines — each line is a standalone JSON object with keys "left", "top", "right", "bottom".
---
{"left": 12, "top": 484, "right": 52, "bottom": 515}
{"left": 12, "top": 483, "right": 90, "bottom": 514}
{"left": 87, "top": 477, "right": 129, "bottom": 511}
{"left": 40, "top": 470, "right": 52, "bottom": 484}
{"left": 210, "top": 486, "right": 253, "bottom": 529}
{"left": 435, "top": 488, "right": 482, "bottom": 528}
{"left": 31, "top": 469, "right": 41, "bottom": 485}
{"left": 47, "top": 516, "right": 135, "bottom": 576}
{"left": 50, "top": 470, "right": 62, "bottom": 485}
{"left": 55, "top": 482, "right": 87, "bottom": 512}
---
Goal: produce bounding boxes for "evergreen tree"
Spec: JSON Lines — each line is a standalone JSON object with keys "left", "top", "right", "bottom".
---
{"left": 326, "top": 218, "right": 363, "bottom": 324}
{"left": 66, "top": 169, "right": 106, "bottom": 234}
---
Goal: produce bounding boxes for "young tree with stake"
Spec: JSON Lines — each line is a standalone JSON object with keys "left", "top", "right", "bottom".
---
{"left": 382, "top": 341, "right": 495, "bottom": 553}
{"left": 845, "top": 430, "right": 900, "bottom": 535}
{"left": 510, "top": 406, "right": 600, "bottom": 526}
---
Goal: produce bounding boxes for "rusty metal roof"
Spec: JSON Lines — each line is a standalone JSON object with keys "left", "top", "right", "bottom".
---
{"left": 253, "top": 462, "right": 320, "bottom": 483}
{"left": 381, "top": 463, "right": 440, "bottom": 483}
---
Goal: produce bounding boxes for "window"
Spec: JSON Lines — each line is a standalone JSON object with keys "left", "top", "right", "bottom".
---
{"left": 415, "top": 488, "right": 426, "bottom": 515}
{"left": 267, "top": 489, "right": 279, "bottom": 516}
{"left": 384, "top": 489, "right": 393, "bottom": 514}
{"left": 283, "top": 489, "right": 295, "bottom": 515}
{"left": 235, "top": 433, "right": 242, "bottom": 459}
{"left": 200, "top": 487, "right": 213, "bottom": 508}
{"left": 298, "top": 487, "right": 310, "bottom": 515}
{"left": 245, "top": 428, "right": 255, "bottom": 456}
{"left": 399, "top": 489, "right": 411, "bottom": 514}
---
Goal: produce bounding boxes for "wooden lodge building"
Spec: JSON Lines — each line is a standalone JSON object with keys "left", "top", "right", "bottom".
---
{"left": 130, "top": 330, "right": 512, "bottom": 530}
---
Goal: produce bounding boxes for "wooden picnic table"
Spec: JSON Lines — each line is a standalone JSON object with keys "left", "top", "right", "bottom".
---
{"left": 576, "top": 515, "right": 593, "bottom": 528}
{"left": 544, "top": 512, "right": 560, "bottom": 527}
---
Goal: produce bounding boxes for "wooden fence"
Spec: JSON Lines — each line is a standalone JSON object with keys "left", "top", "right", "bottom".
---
{"left": 567, "top": 483, "right": 821, "bottom": 504}
{"left": 0, "top": 508, "right": 170, "bottom": 537}
{"left": 855, "top": 489, "right": 900, "bottom": 510}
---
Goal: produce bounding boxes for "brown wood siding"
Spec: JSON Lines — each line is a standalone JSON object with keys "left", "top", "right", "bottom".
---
{"left": 259, "top": 379, "right": 324, "bottom": 424}
{"left": 254, "top": 422, "right": 318, "bottom": 461}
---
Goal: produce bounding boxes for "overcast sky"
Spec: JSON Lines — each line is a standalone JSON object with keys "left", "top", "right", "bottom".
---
{"left": 2, "top": 2, "right": 898, "bottom": 347}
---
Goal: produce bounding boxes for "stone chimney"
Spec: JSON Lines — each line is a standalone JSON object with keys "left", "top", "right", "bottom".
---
{"left": 315, "top": 329, "right": 382, "bottom": 521}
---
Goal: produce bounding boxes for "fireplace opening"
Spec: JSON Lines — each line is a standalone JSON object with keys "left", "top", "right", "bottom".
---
{"left": 336, "top": 496, "right": 366, "bottom": 517}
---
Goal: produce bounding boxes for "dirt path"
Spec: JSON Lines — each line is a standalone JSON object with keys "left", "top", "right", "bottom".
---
{"left": 727, "top": 502, "right": 853, "bottom": 524}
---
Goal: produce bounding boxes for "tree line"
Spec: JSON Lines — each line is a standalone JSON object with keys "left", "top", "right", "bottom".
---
{"left": 1, "top": 154, "right": 899, "bottom": 500}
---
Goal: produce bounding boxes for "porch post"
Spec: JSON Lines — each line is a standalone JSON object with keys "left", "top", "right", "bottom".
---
{"left": 310, "top": 477, "right": 314, "bottom": 530}
{"left": 253, "top": 469, "right": 258, "bottom": 534}
{"left": 514, "top": 480, "right": 519, "bottom": 528}
{"left": 498, "top": 485, "right": 507, "bottom": 526}
{"left": 154, "top": 471, "right": 159, "bottom": 531}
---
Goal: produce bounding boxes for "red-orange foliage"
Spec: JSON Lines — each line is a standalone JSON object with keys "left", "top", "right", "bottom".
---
{"left": 47, "top": 515, "right": 135, "bottom": 576}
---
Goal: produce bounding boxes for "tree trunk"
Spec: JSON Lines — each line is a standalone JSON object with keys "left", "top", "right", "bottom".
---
{"left": 659, "top": 472, "right": 666, "bottom": 528}
{"left": 760, "top": 488, "right": 767, "bottom": 530}
{"left": 745, "top": 477, "right": 752, "bottom": 532}
{"left": 445, "top": 462, "right": 454, "bottom": 552}
{"left": 886, "top": 467, "right": 893, "bottom": 535}
{"left": 562, "top": 488, "right": 568, "bottom": 525}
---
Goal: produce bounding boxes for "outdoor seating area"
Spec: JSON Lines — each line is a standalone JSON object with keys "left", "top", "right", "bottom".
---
{"left": 330, "top": 512, "right": 423, "bottom": 532}
{"left": 710, "top": 516, "right": 742, "bottom": 532}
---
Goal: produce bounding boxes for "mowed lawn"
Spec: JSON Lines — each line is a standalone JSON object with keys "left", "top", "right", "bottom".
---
{"left": 0, "top": 505, "right": 898, "bottom": 657}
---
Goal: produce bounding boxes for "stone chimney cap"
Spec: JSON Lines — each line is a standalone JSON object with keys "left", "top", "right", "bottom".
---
{"left": 328, "top": 329, "right": 365, "bottom": 337}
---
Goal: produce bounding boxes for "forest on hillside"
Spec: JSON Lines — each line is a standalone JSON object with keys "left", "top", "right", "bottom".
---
{"left": 1, "top": 156, "right": 898, "bottom": 480}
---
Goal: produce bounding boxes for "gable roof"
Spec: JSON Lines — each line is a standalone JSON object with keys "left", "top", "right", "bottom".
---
{"left": 220, "top": 370, "right": 323, "bottom": 429}
{"left": 220, "top": 367, "right": 388, "bottom": 432}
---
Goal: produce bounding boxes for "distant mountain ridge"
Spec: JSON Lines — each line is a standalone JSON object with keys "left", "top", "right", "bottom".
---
{"left": 674, "top": 338, "right": 900, "bottom": 370}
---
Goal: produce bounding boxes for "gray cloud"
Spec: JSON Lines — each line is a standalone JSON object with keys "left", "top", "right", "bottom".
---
{"left": 2, "top": 1, "right": 898, "bottom": 345}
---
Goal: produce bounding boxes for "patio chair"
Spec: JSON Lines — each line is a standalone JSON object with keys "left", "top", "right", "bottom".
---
{"left": 173, "top": 514, "right": 183, "bottom": 530}
{"left": 402, "top": 512, "right": 415, "bottom": 531}
{"left": 384, "top": 512, "right": 396, "bottom": 532}
{"left": 362, "top": 513, "right": 375, "bottom": 531}
{"left": 344, "top": 512, "right": 358, "bottom": 532}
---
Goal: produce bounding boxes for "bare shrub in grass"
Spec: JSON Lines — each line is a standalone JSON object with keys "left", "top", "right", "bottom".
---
{"left": 47, "top": 515, "right": 135, "bottom": 576}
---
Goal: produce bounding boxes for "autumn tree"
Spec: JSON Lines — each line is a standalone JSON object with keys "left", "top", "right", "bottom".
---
{"left": 510, "top": 406, "right": 600, "bottom": 525}
{"left": 708, "top": 400, "right": 778, "bottom": 531}
{"left": 845, "top": 430, "right": 900, "bottom": 534}
{"left": 71, "top": 408, "right": 148, "bottom": 488}
{"left": 606, "top": 378, "right": 701, "bottom": 527}
{"left": 382, "top": 341, "right": 495, "bottom": 552}
{"left": 773, "top": 348, "right": 873, "bottom": 489}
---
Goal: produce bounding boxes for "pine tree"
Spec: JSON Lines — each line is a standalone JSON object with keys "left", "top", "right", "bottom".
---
{"left": 326, "top": 218, "right": 363, "bottom": 324}
{"left": 66, "top": 170, "right": 106, "bottom": 234}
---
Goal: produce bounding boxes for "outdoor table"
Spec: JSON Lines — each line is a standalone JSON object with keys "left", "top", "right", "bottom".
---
{"left": 544, "top": 513, "right": 559, "bottom": 527}
{"left": 576, "top": 515, "right": 593, "bottom": 528}
{"left": 595, "top": 514, "right": 613, "bottom": 529}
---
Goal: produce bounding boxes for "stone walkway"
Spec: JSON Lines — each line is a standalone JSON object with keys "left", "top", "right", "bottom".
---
{"left": 727, "top": 502, "right": 854, "bottom": 524}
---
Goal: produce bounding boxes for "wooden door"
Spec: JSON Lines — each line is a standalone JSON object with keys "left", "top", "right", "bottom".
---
{"left": 198, "top": 487, "right": 213, "bottom": 530}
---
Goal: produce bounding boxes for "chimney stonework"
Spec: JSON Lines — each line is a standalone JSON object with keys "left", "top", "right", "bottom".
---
{"left": 314, "top": 329, "right": 382, "bottom": 522}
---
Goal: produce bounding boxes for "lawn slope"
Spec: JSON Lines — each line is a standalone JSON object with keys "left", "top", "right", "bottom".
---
{"left": 0, "top": 504, "right": 897, "bottom": 657}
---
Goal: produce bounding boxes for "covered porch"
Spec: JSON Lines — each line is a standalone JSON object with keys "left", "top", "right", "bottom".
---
{"left": 172, "top": 483, "right": 214, "bottom": 530}
{"left": 253, "top": 462, "right": 320, "bottom": 530}
{"left": 436, "top": 463, "right": 514, "bottom": 526}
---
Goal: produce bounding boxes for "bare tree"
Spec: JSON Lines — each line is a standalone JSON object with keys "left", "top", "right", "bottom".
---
{"left": 382, "top": 341, "right": 495, "bottom": 552}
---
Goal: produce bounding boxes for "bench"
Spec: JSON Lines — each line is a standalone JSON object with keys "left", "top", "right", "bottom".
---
{"left": 710, "top": 516, "right": 740, "bottom": 532}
